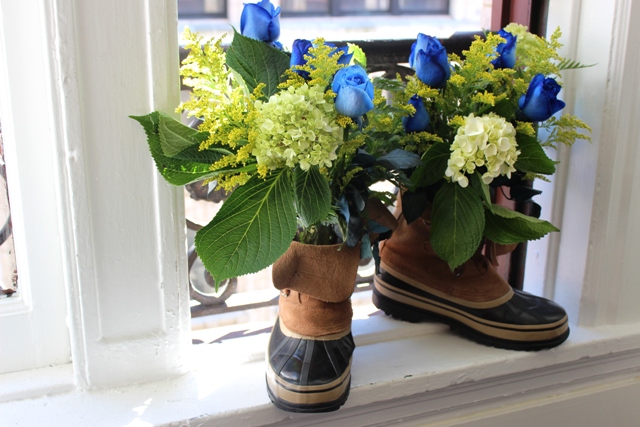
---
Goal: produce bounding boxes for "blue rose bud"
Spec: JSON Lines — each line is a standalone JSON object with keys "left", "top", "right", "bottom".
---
{"left": 331, "top": 65, "right": 375, "bottom": 118}
{"left": 409, "top": 33, "right": 451, "bottom": 88}
{"left": 403, "top": 95, "right": 430, "bottom": 133}
{"left": 240, "top": 0, "right": 281, "bottom": 44}
{"left": 518, "top": 74, "right": 566, "bottom": 122}
{"left": 491, "top": 29, "right": 516, "bottom": 69}
{"left": 290, "top": 39, "right": 314, "bottom": 78}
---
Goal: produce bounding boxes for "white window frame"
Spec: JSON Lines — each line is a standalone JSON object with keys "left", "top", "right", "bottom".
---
{"left": 2, "top": 0, "right": 640, "bottom": 425}
{"left": 0, "top": 0, "right": 70, "bottom": 376}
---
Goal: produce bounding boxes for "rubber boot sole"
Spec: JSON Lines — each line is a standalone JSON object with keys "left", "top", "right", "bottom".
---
{"left": 373, "top": 273, "right": 569, "bottom": 351}
{"left": 266, "top": 363, "right": 352, "bottom": 413}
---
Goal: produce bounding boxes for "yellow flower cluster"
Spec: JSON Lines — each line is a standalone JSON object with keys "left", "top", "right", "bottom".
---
{"left": 445, "top": 113, "right": 520, "bottom": 188}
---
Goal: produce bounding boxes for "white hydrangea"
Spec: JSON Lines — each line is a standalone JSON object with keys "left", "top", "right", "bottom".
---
{"left": 445, "top": 113, "right": 520, "bottom": 188}
{"left": 252, "top": 84, "right": 343, "bottom": 171}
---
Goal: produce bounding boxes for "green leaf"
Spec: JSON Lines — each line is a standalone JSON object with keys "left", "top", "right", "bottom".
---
{"left": 347, "top": 43, "right": 367, "bottom": 68}
{"left": 157, "top": 112, "right": 208, "bottom": 157}
{"left": 488, "top": 98, "right": 516, "bottom": 119}
{"left": 484, "top": 204, "right": 559, "bottom": 245}
{"left": 557, "top": 58, "right": 596, "bottom": 71}
{"left": 294, "top": 165, "right": 332, "bottom": 228}
{"left": 377, "top": 149, "right": 422, "bottom": 170}
{"left": 156, "top": 112, "right": 233, "bottom": 163}
{"left": 194, "top": 169, "right": 297, "bottom": 283}
{"left": 431, "top": 182, "right": 485, "bottom": 269}
{"left": 411, "top": 142, "right": 450, "bottom": 187}
{"left": 130, "top": 112, "right": 221, "bottom": 185}
{"left": 515, "top": 133, "right": 556, "bottom": 175}
{"left": 170, "top": 144, "right": 231, "bottom": 164}
{"left": 470, "top": 172, "right": 493, "bottom": 212}
{"left": 226, "top": 29, "right": 290, "bottom": 98}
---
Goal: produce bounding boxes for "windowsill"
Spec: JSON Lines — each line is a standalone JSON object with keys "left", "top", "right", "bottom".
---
{"left": 2, "top": 312, "right": 640, "bottom": 426}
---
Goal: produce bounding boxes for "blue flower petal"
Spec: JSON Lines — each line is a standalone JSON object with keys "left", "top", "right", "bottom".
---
{"left": 240, "top": 1, "right": 280, "bottom": 43}
{"left": 335, "top": 86, "right": 375, "bottom": 118}
{"left": 403, "top": 96, "right": 430, "bottom": 133}
{"left": 415, "top": 50, "right": 448, "bottom": 88}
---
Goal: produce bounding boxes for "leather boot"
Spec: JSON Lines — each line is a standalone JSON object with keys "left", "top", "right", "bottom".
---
{"left": 266, "top": 241, "right": 360, "bottom": 412}
{"left": 373, "top": 202, "right": 569, "bottom": 351}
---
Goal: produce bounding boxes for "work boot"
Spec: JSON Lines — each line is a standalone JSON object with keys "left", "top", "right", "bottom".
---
{"left": 374, "top": 202, "right": 569, "bottom": 351}
{"left": 266, "top": 241, "right": 360, "bottom": 412}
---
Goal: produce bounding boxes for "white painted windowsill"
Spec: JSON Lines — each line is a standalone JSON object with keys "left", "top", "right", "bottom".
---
{"left": 2, "top": 310, "right": 640, "bottom": 427}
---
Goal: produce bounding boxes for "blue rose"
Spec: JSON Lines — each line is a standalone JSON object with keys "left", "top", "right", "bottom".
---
{"left": 403, "top": 95, "right": 430, "bottom": 133}
{"left": 326, "top": 43, "right": 353, "bottom": 65}
{"left": 240, "top": 0, "right": 281, "bottom": 44}
{"left": 491, "top": 29, "right": 516, "bottom": 69}
{"left": 290, "top": 39, "right": 314, "bottom": 78}
{"left": 331, "top": 65, "right": 374, "bottom": 118}
{"left": 290, "top": 40, "right": 353, "bottom": 79}
{"left": 518, "top": 74, "right": 566, "bottom": 122}
{"left": 409, "top": 34, "right": 451, "bottom": 88}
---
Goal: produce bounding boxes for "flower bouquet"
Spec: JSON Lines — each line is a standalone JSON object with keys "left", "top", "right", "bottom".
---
{"left": 372, "top": 24, "right": 591, "bottom": 352}
{"left": 131, "top": 0, "right": 419, "bottom": 413}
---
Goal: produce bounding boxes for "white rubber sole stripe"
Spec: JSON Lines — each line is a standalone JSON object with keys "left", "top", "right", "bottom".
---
{"left": 266, "top": 358, "right": 352, "bottom": 405}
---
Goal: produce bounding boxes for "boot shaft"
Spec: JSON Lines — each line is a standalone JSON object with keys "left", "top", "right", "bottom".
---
{"left": 272, "top": 241, "right": 360, "bottom": 337}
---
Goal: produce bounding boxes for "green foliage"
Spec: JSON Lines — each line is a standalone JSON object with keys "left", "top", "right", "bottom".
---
{"left": 431, "top": 182, "right": 485, "bottom": 269}
{"left": 294, "top": 165, "right": 332, "bottom": 227}
{"left": 411, "top": 142, "right": 450, "bottom": 188}
{"left": 470, "top": 172, "right": 492, "bottom": 212}
{"left": 557, "top": 58, "right": 596, "bottom": 71}
{"left": 130, "top": 112, "right": 222, "bottom": 185}
{"left": 348, "top": 43, "right": 367, "bottom": 68}
{"left": 484, "top": 204, "right": 559, "bottom": 244}
{"left": 514, "top": 133, "right": 557, "bottom": 175}
{"left": 541, "top": 115, "right": 592, "bottom": 148}
{"left": 226, "top": 29, "right": 290, "bottom": 98}
{"left": 157, "top": 112, "right": 229, "bottom": 161}
{"left": 195, "top": 169, "right": 297, "bottom": 283}
{"left": 132, "top": 21, "right": 593, "bottom": 280}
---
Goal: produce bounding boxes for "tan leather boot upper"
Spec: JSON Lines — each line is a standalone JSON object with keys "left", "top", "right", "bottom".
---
{"left": 379, "top": 209, "right": 512, "bottom": 304}
{"left": 273, "top": 242, "right": 361, "bottom": 337}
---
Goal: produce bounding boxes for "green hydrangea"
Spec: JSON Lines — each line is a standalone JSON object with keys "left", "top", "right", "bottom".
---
{"left": 251, "top": 84, "right": 343, "bottom": 171}
{"left": 445, "top": 113, "right": 519, "bottom": 187}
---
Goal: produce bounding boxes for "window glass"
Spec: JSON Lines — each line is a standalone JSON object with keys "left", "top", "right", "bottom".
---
{"left": 399, "top": 0, "right": 449, "bottom": 13}
{"left": 281, "top": 0, "right": 329, "bottom": 14}
{"left": 0, "top": 119, "right": 17, "bottom": 299}
{"left": 178, "top": 0, "right": 226, "bottom": 18}
{"left": 338, "top": 0, "right": 391, "bottom": 14}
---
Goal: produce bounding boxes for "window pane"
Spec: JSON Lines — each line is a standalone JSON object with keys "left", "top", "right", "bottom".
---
{"left": 0, "top": 119, "right": 17, "bottom": 298}
{"left": 398, "top": 0, "right": 449, "bottom": 13}
{"left": 339, "top": 0, "right": 390, "bottom": 13}
{"left": 281, "top": 0, "right": 330, "bottom": 14}
{"left": 178, "top": 0, "right": 225, "bottom": 18}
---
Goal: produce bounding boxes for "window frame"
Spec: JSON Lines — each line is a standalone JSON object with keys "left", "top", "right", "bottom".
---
{"left": 0, "top": 0, "right": 71, "bottom": 375}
